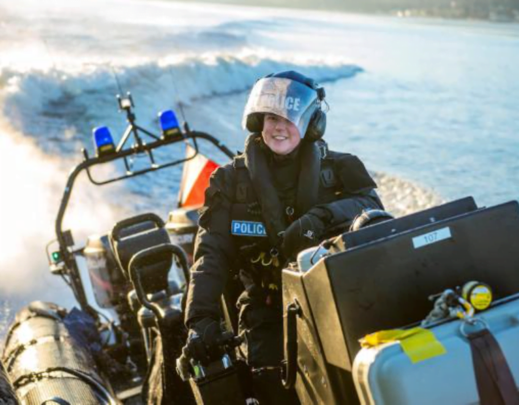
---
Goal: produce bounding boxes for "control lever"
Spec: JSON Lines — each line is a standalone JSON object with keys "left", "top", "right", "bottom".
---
{"left": 176, "top": 332, "right": 243, "bottom": 382}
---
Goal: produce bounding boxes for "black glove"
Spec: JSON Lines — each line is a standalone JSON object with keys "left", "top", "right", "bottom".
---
{"left": 183, "top": 318, "right": 225, "bottom": 366}
{"left": 282, "top": 207, "right": 330, "bottom": 259}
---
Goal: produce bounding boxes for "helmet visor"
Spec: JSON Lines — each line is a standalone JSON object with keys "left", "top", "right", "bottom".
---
{"left": 242, "top": 77, "right": 318, "bottom": 137}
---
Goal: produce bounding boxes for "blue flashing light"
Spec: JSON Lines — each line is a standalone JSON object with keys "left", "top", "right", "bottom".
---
{"left": 159, "top": 110, "right": 181, "bottom": 137}
{"left": 92, "top": 126, "right": 115, "bottom": 156}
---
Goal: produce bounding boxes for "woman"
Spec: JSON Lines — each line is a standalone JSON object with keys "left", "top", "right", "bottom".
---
{"left": 184, "top": 70, "right": 384, "bottom": 404}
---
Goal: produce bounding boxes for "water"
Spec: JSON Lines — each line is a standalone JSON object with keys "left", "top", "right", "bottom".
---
{"left": 0, "top": 0, "right": 517, "bottom": 334}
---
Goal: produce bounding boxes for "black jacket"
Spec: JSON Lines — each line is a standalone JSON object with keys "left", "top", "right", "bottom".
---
{"left": 185, "top": 134, "right": 383, "bottom": 325}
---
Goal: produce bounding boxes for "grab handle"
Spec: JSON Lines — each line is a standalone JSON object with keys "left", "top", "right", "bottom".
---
{"left": 282, "top": 300, "right": 302, "bottom": 389}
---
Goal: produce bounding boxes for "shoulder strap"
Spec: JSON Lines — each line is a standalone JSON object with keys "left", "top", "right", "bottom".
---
{"left": 295, "top": 140, "right": 322, "bottom": 217}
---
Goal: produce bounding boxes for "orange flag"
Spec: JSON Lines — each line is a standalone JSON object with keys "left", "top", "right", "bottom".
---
{"left": 178, "top": 145, "right": 219, "bottom": 208}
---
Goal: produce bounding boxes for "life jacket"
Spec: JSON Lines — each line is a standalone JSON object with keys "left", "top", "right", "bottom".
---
{"left": 228, "top": 137, "right": 375, "bottom": 275}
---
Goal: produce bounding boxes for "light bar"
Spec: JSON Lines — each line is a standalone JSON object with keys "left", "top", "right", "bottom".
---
{"left": 159, "top": 110, "right": 181, "bottom": 137}
{"left": 92, "top": 126, "right": 116, "bottom": 157}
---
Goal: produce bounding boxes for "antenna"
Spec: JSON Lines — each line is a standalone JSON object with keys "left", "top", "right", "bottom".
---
{"left": 167, "top": 64, "right": 190, "bottom": 132}
{"left": 110, "top": 65, "right": 124, "bottom": 96}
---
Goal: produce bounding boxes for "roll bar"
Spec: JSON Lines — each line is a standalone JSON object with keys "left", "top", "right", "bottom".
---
{"left": 50, "top": 100, "right": 235, "bottom": 317}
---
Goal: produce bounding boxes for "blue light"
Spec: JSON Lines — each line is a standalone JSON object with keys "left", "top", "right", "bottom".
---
{"left": 159, "top": 110, "right": 181, "bottom": 137}
{"left": 93, "top": 126, "right": 115, "bottom": 156}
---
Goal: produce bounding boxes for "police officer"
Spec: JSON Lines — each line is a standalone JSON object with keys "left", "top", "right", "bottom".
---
{"left": 184, "top": 71, "right": 384, "bottom": 404}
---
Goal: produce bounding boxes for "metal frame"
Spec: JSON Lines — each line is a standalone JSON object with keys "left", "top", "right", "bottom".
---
{"left": 50, "top": 105, "right": 234, "bottom": 317}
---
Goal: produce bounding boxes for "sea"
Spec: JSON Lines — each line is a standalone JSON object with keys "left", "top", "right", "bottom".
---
{"left": 0, "top": 0, "right": 518, "bottom": 337}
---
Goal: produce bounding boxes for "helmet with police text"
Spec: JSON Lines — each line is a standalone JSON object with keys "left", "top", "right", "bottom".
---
{"left": 242, "top": 71, "right": 327, "bottom": 141}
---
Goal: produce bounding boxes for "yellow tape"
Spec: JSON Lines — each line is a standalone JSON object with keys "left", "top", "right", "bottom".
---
{"left": 360, "top": 327, "right": 447, "bottom": 364}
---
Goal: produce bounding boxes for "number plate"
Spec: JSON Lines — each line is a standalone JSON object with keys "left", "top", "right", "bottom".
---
{"left": 412, "top": 227, "right": 452, "bottom": 249}
{"left": 169, "top": 234, "right": 194, "bottom": 244}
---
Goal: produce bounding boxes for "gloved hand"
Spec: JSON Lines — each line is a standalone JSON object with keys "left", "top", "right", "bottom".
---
{"left": 282, "top": 207, "right": 331, "bottom": 259}
{"left": 183, "top": 318, "right": 225, "bottom": 366}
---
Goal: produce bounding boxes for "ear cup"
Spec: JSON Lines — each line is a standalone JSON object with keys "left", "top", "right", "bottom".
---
{"left": 304, "top": 109, "right": 326, "bottom": 142}
{"left": 246, "top": 113, "right": 264, "bottom": 133}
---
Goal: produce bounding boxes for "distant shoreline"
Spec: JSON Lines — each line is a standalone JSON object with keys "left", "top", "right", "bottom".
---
{"left": 168, "top": 0, "right": 519, "bottom": 24}
{"left": 389, "top": 8, "right": 519, "bottom": 23}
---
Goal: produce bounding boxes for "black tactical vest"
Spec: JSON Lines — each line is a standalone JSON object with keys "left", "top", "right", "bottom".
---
{"left": 229, "top": 144, "right": 342, "bottom": 258}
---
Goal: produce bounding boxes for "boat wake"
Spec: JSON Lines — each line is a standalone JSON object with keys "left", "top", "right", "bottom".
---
{"left": 0, "top": 53, "right": 363, "bottom": 156}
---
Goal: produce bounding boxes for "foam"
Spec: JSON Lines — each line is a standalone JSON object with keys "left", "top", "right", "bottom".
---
{"left": 0, "top": 118, "right": 129, "bottom": 304}
{"left": 0, "top": 53, "right": 362, "bottom": 142}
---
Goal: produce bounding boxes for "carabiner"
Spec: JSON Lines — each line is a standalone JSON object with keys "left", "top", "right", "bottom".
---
{"left": 261, "top": 254, "right": 273, "bottom": 267}
{"left": 251, "top": 252, "right": 264, "bottom": 264}
{"left": 455, "top": 296, "right": 475, "bottom": 319}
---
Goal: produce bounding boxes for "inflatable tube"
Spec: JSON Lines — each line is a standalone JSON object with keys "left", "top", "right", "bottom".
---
{"left": 0, "top": 358, "right": 19, "bottom": 404}
{"left": 2, "top": 302, "right": 115, "bottom": 405}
